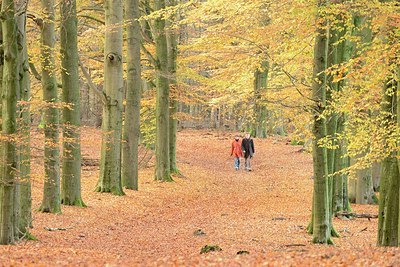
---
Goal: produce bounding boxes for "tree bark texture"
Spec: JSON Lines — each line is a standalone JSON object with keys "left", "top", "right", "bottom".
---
{"left": 60, "top": 0, "right": 85, "bottom": 206}
{"left": 253, "top": 60, "right": 269, "bottom": 138}
{"left": 311, "top": 0, "right": 332, "bottom": 245}
{"left": 122, "top": 0, "right": 141, "bottom": 190}
{"left": 39, "top": 0, "right": 61, "bottom": 214}
{"left": 16, "top": 2, "right": 32, "bottom": 235}
{"left": 0, "top": 0, "right": 19, "bottom": 244}
{"left": 154, "top": 0, "right": 172, "bottom": 181}
{"left": 167, "top": 0, "right": 179, "bottom": 174}
{"left": 96, "top": 0, "right": 125, "bottom": 195}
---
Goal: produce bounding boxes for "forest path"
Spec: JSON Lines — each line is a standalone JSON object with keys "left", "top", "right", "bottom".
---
{"left": 1, "top": 128, "right": 394, "bottom": 266}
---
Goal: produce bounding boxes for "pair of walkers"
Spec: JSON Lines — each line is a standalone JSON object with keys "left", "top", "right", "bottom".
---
{"left": 230, "top": 133, "right": 255, "bottom": 171}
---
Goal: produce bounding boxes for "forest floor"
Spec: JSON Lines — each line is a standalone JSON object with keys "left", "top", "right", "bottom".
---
{"left": 1, "top": 127, "right": 399, "bottom": 266}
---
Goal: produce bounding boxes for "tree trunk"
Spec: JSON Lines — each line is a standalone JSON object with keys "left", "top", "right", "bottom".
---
{"left": 167, "top": 0, "right": 179, "bottom": 174}
{"left": 378, "top": 157, "right": 399, "bottom": 246}
{"left": 378, "top": 71, "right": 399, "bottom": 246}
{"left": 325, "top": 6, "right": 348, "bottom": 236}
{"left": 332, "top": 16, "right": 354, "bottom": 213}
{"left": 95, "top": 0, "right": 124, "bottom": 195}
{"left": 16, "top": 2, "right": 32, "bottom": 236}
{"left": 60, "top": 0, "right": 85, "bottom": 206}
{"left": 372, "top": 162, "right": 381, "bottom": 192}
{"left": 0, "top": 24, "right": 2, "bottom": 132}
{"left": 122, "top": 0, "right": 141, "bottom": 190}
{"left": 374, "top": 4, "right": 399, "bottom": 245}
{"left": 311, "top": 0, "right": 332, "bottom": 245}
{"left": 253, "top": 60, "right": 269, "bottom": 138}
{"left": 348, "top": 177, "right": 356, "bottom": 203}
{"left": 397, "top": 65, "right": 400, "bottom": 247}
{"left": 0, "top": 0, "right": 19, "bottom": 244}
{"left": 39, "top": 0, "right": 61, "bottom": 214}
{"left": 332, "top": 115, "right": 351, "bottom": 212}
{"left": 154, "top": 0, "right": 172, "bottom": 181}
{"left": 355, "top": 164, "right": 376, "bottom": 204}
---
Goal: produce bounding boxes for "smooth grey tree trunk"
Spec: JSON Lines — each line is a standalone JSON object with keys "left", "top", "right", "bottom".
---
{"left": 351, "top": 15, "right": 376, "bottom": 205}
{"left": 332, "top": 16, "right": 353, "bottom": 214}
{"left": 16, "top": 1, "right": 32, "bottom": 236}
{"left": 253, "top": 60, "right": 269, "bottom": 138}
{"left": 122, "top": 0, "right": 141, "bottom": 190}
{"left": 397, "top": 64, "right": 400, "bottom": 247}
{"left": 311, "top": 0, "right": 332, "bottom": 245}
{"left": 0, "top": 0, "right": 19, "bottom": 244}
{"left": 332, "top": 115, "right": 351, "bottom": 212}
{"left": 0, "top": 24, "right": 2, "bottom": 131}
{"left": 372, "top": 162, "right": 381, "bottom": 191}
{"left": 39, "top": 0, "right": 61, "bottom": 214}
{"left": 167, "top": 0, "right": 179, "bottom": 174}
{"left": 378, "top": 68, "right": 399, "bottom": 246}
{"left": 378, "top": 156, "right": 399, "bottom": 246}
{"left": 377, "top": 5, "right": 399, "bottom": 244}
{"left": 95, "top": 0, "right": 125, "bottom": 195}
{"left": 355, "top": 162, "right": 376, "bottom": 204}
{"left": 60, "top": 0, "right": 85, "bottom": 206}
{"left": 154, "top": 0, "right": 172, "bottom": 181}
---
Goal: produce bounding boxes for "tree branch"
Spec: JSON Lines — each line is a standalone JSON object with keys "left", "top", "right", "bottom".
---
{"left": 26, "top": 11, "right": 43, "bottom": 28}
{"left": 141, "top": 42, "right": 156, "bottom": 66}
{"left": 78, "top": 14, "right": 105, "bottom": 25}
{"left": 222, "top": 32, "right": 316, "bottom": 103}
{"left": 29, "top": 61, "right": 62, "bottom": 88}
{"left": 78, "top": 56, "right": 107, "bottom": 105}
{"left": 28, "top": 61, "right": 42, "bottom": 81}
{"left": 140, "top": 27, "right": 154, "bottom": 44}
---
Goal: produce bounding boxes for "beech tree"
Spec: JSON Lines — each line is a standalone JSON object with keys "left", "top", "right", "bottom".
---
{"left": 331, "top": 20, "right": 352, "bottom": 213}
{"left": 351, "top": 15, "right": 376, "bottom": 205}
{"left": 325, "top": 0, "right": 351, "bottom": 227}
{"left": 377, "top": 1, "right": 399, "bottom": 245}
{"left": 39, "top": 0, "right": 61, "bottom": 213}
{"left": 122, "top": 0, "right": 141, "bottom": 190}
{"left": 0, "top": 0, "right": 19, "bottom": 244}
{"left": 154, "top": 0, "right": 172, "bottom": 181}
{"left": 60, "top": 0, "right": 85, "bottom": 206}
{"left": 167, "top": 0, "right": 179, "bottom": 174}
{"left": 16, "top": 0, "right": 32, "bottom": 236}
{"left": 377, "top": 75, "right": 399, "bottom": 246}
{"left": 311, "top": 0, "right": 333, "bottom": 244}
{"left": 253, "top": 60, "right": 269, "bottom": 138}
{"left": 96, "top": 0, "right": 124, "bottom": 195}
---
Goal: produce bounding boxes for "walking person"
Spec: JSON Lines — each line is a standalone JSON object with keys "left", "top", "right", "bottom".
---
{"left": 230, "top": 135, "right": 243, "bottom": 170}
{"left": 242, "top": 132, "right": 255, "bottom": 171}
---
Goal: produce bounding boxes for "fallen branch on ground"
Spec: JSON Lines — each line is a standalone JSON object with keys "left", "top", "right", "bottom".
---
{"left": 285, "top": 244, "right": 306, "bottom": 247}
{"left": 336, "top": 212, "right": 378, "bottom": 219}
{"left": 44, "top": 226, "right": 73, "bottom": 231}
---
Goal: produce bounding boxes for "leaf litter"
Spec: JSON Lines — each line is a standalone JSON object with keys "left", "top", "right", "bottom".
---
{"left": 1, "top": 128, "right": 399, "bottom": 266}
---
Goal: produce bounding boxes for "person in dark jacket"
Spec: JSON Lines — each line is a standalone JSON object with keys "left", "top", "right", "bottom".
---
{"left": 241, "top": 132, "right": 255, "bottom": 171}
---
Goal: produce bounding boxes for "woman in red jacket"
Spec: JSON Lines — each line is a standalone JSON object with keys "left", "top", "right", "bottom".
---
{"left": 230, "top": 135, "right": 243, "bottom": 170}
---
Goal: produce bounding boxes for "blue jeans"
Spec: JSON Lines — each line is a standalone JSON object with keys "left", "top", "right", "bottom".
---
{"left": 234, "top": 157, "right": 240, "bottom": 170}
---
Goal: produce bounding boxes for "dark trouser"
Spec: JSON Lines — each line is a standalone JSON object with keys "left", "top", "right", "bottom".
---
{"left": 245, "top": 156, "right": 251, "bottom": 170}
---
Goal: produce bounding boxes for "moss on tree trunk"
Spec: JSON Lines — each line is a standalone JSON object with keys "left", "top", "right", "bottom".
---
{"left": 311, "top": 0, "right": 333, "bottom": 245}
{"left": 154, "top": 0, "right": 172, "bottom": 182}
{"left": 60, "top": 0, "right": 85, "bottom": 206}
{"left": 253, "top": 60, "right": 269, "bottom": 138}
{"left": 39, "top": 0, "right": 61, "bottom": 214}
{"left": 0, "top": 0, "right": 19, "bottom": 244}
{"left": 96, "top": 0, "right": 125, "bottom": 195}
{"left": 167, "top": 0, "right": 179, "bottom": 174}
{"left": 122, "top": 0, "right": 142, "bottom": 190}
{"left": 16, "top": 6, "right": 32, "bottom": 236}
